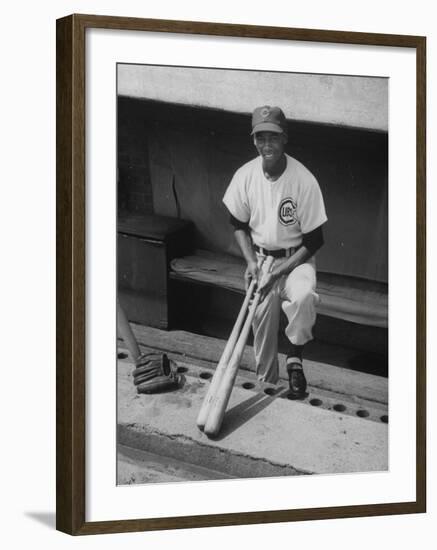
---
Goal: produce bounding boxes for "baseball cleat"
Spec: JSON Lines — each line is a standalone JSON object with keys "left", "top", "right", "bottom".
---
{"left": 286, "top": 360, "right": 307, "bottom": 399}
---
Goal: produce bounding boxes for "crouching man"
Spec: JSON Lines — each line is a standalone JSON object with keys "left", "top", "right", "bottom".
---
{"left": 223, "top": 105, "right": 328, "bottom": 398}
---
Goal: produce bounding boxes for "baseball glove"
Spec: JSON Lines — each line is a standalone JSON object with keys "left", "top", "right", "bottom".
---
{"left": 132, "top": 352, "right": 180, "bottom": 394}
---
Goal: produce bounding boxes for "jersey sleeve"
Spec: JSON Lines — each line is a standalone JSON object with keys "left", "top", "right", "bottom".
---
{"left": 297, "top": 174, "right": 328, "bottom": 234}
{"left": 222, "top": 169, "right": 250, "bottom": 223}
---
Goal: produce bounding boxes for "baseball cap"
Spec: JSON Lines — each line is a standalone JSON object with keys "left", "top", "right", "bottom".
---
{"left": 251, "top": 105, "right": 287, "bottom": 135}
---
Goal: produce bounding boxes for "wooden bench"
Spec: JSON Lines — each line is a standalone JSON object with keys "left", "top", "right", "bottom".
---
{"left": 170, "top": 249, "right": 388, "bottom": 329}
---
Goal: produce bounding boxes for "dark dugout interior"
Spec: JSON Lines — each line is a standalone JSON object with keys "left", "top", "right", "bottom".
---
{"left": 118, "top": 96, "right": 388, "bottom": 283}
{"left": 117, "top": 96, "right": 388, "bottom": 372}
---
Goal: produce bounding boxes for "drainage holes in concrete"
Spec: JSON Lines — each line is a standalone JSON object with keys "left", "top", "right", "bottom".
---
{"left": 242, "top": 382, "right": 255, "bottom": 390}
{"left": 264, "top": 387, "right": 276, "bottom": 397}
{"left": 177, "top": 366, "right": 189, "bottom": 374}
{"left": 199, "top": 371, "right": 212, "bottom": 380}
{"left": 310, "top": 398, "right": 323, "bottom": 407}
{"left": 333, "top": 404, "right": 346, "bottom": 412}
{"left": 380, "top": 415, "right": 389, "bottom": 424}
{"left": 356, "top": 409, "right": 370, "bottom": 418}
{"left": 118, "top": 352, "right": 128, "bottom": 359}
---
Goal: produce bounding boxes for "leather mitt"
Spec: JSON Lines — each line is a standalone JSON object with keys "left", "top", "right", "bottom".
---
{"left": 132, "top": 352, "right": 180, "bottom": 394}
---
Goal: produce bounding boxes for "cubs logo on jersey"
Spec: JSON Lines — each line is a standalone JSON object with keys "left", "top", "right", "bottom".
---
{"left": 278, "top": 197, "right": 297, "bottom": 226}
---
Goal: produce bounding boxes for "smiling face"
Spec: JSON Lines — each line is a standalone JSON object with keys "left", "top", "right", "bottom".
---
{"left": 253, "top": 131, "right": 288, "bottom": 174}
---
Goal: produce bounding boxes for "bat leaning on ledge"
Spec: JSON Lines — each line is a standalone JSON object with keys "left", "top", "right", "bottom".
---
{"left": 198, "top": 255, "right": 274, "bottom": 438}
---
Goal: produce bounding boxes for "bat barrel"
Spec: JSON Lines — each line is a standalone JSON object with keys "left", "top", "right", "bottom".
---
{"left": 203, "top": 256, "right": 274, "bottom": 438}
{"left": 196, "top": 255, "right": 266, "bottom": 430}
{"left": 196, "top": 276, "right": 258, "bottom": 430}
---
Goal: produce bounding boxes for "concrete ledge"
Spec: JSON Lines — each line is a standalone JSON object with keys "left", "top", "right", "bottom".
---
{"left": 118, "top": 358, "right": 388, "bottom": 480}
{"left": 128, "top": 324, "right": 388, "bottom": 405}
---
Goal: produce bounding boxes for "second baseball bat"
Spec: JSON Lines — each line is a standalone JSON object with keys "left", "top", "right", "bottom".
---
{"left": 117, "top": 299, "right": 141, "bottom": 362}
{"left": 204, "top": 256, "right": 274, "bottom": 438}
{"left": 196, "top": 258, "right": 264, "bottom": 430}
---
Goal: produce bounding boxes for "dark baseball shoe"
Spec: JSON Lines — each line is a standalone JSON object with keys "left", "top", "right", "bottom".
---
{"left": 286, "top": 359, "right": 307, "bottom": 399}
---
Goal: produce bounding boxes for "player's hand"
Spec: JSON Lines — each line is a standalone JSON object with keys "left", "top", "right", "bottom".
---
{"left": 244, "top": 260, "right": 259, "bottom": 291}
{"left": 258, "top": 271, "right": 279, "bottom": 303}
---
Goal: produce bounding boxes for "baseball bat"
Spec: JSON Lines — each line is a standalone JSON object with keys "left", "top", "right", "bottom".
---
{"left": 117, "top": 299, "right": 141, "bottom": 362}
{"left": 204, "top": 255, "right": 275, "bottom": 438}
{"left": 196, "top": 257, "right": 265, "bottom": 431}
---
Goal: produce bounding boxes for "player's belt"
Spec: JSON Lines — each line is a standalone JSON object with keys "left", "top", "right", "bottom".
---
{"left": 254, "top": 244, "right": 296, "bottom": 258}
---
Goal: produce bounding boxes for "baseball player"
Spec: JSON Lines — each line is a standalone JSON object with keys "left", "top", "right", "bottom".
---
{"left": 223, "top": 105, "right": 327, "bottom": 398}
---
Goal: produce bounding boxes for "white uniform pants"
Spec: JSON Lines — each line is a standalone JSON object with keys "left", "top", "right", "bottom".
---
{"left": 252, "top": 255, "right": 319, "bottom": 384}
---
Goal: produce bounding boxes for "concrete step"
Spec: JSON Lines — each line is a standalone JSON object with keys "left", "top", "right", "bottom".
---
{"left": 118, "top": 444, "right": 234, "bottom": 484}
{"left": 117, "top": 356, "right": 388, "bottom": 482}
{"left": 125, "top": 324, "right": 388, "bottom": 406}
{"left": 119, "top": 350, "right": 388, "bottom": 424}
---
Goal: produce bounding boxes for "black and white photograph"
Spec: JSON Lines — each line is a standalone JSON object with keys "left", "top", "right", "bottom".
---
{"left": 116, "top": 63, "right": 389, "bottom": 485}
{"left": 1, "top": 0, "right": 433, "bottom": 543}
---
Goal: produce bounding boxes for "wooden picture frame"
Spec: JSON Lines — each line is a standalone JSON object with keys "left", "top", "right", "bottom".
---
{"left": 56, "top": 13, "right": 426, "bottom": 535}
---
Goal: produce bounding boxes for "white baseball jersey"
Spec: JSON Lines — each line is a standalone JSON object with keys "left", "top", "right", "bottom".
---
{"left": 223, "top": 154, "right": 327, "bottom": 250}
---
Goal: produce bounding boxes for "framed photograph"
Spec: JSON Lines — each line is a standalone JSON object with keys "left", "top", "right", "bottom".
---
{"left": 56, "top": 14, "right": 426, "bottom": 535}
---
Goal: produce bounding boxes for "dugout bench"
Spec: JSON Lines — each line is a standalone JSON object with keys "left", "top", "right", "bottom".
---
{"left": 118, "top": 214, "right": 388, "bottom": 356}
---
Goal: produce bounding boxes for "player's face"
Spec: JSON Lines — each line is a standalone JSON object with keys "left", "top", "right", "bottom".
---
{"left": 253, "top": 131, "right": 287, "bottom": 169}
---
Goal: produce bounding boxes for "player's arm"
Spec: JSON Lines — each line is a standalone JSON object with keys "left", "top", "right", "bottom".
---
{"left": 229, "top": 214, "right": 259, "bottom": 289}
{"left": 276, "top": 224, "right": 324, "bottom": 277}
{"left": 258, "top": 225, "right": 325, "bottom": 301}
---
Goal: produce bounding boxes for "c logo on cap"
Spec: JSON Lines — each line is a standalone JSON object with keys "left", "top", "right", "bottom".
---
{"left": 260, "top": 107, "right": 270, "bottom": 118}
{"left": 278, "top": 197, "right": 297, "bottom": 226}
